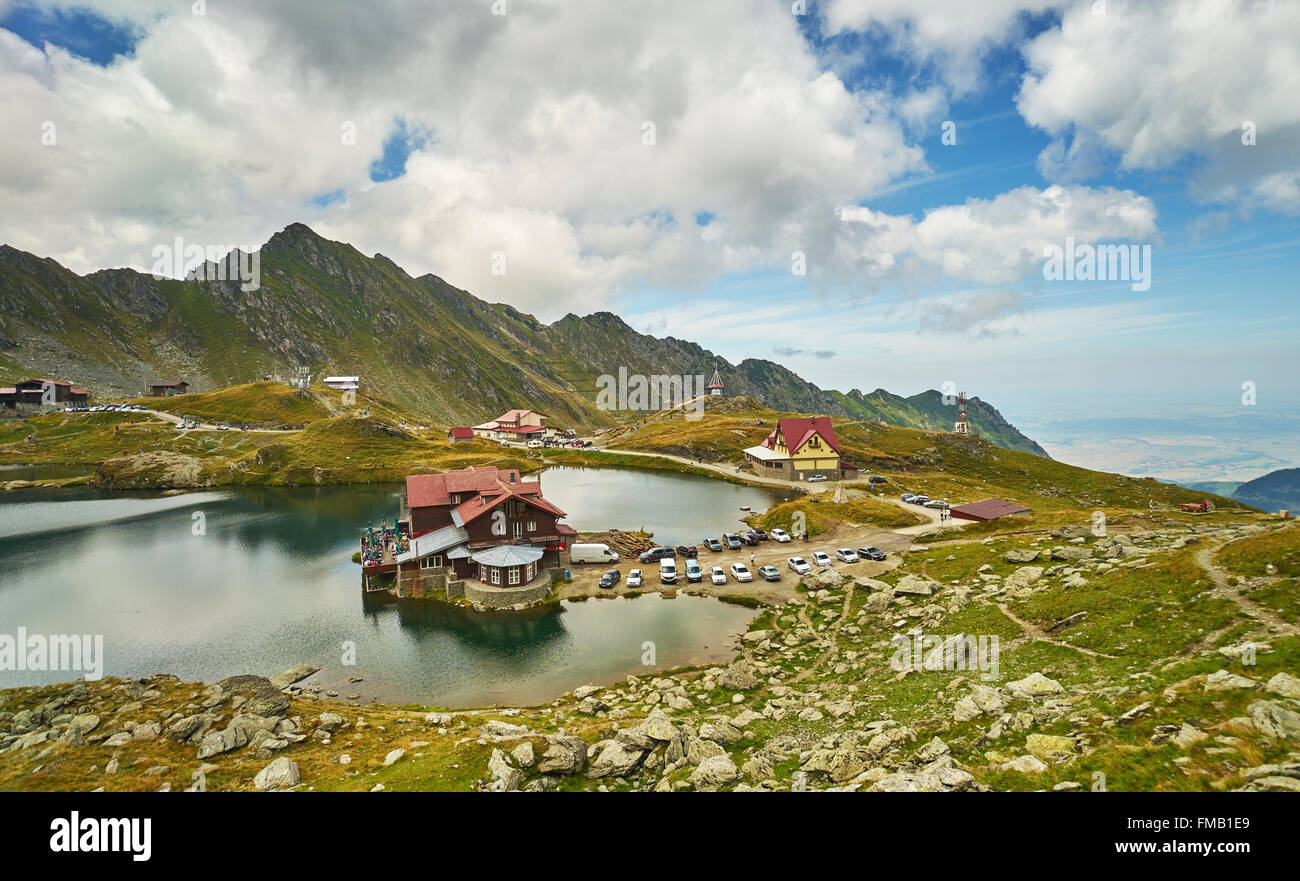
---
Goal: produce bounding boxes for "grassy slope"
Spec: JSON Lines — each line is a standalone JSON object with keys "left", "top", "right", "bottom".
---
{"left": 609, "top": 399, "right": 1250, "bottom": 515}
{"left": 3, "top": 515, "right": 1293, "bottom": 792}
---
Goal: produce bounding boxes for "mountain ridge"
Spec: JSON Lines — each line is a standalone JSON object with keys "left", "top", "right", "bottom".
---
{"left": 0, "top": 223, "right": 1045, "bottom": 455}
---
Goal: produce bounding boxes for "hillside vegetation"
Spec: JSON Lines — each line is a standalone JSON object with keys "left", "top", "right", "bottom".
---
{"left": 609, "top": 398, "right": 1249, "bottom": 515}
{"left": 0, "top": 224, "right": 1043, "bottom": 454}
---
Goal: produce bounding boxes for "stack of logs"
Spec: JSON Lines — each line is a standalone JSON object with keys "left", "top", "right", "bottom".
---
{"left": 580, "top": 529, "right": 656, "bottom": 558}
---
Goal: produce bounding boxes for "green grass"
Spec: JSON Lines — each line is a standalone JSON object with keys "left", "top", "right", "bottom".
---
{"left": 1215, "top": 523, "right": 1300, "bottom": 577}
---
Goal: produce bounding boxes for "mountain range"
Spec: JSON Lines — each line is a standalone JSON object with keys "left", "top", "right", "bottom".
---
{"left": 0, "top": 223, "right": 1046, "bottom": 455}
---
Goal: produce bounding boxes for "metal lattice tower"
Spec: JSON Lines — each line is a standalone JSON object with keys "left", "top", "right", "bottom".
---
{"left": 953, "top": 391, "right": 970, "bottom": 435}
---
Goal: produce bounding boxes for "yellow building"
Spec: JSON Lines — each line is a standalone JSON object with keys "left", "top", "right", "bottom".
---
{"left": 743, "top": 417, "right": 855, "bottom": 480}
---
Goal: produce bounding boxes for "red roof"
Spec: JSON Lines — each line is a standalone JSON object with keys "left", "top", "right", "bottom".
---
{"left": 454, "top": 485, "right": 566, "bottom": 525}
{"left": 0, "top": 388, "right": 15, "bottom": 395}
{"left": 406, "top": 466, "right": 504, "bottom": 508}
{"left": 405, "top": 466, "right": 567, "bottom": 523}
{"left": 447, "top": 427, "right": 474, "bottom": 439}
{"left": 949, "top": 498, "right": 1032, "bottom": 521}
{"left": 70, "top": 389, "right": 89, "bottom": 395}
{"left": 765, "top": 417, "right": 842, "bottom": 456}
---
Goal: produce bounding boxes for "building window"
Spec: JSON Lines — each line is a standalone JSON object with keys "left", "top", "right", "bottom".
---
{"left": 508, "top": 566, "right": 521, "bottom": 585}
{"left": 513, "top": 520, "right": 523, "bottom": 539}
{"left": 527, "top": 520, "right": 536, "bottom": 532}
{"left": 420, "top": 555, "right": 443, "bottom": 569}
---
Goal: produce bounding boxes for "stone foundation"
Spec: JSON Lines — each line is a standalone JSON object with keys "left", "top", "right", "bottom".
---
{"left": 464, "top": 580, "right": 549, "bottom": 609}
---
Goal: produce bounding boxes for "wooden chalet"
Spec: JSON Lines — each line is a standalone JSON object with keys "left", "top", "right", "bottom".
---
{"left": 362, "top": 465, "right": 577, "bottom": 607}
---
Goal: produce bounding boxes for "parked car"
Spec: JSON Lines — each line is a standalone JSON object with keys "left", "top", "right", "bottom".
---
{"left": 788, "top": 557, "right": 812, "bottom": 575}
{"left": 769, "top": 528, "right": 791, "bottom": 543}
{"left": 911, "top": 495, "right": 931, "bottom": 505}
{"left": 572, "top": 543, "right": 620, "bottom": 564}
{"left": 924, "top": 499, "right": 950, "bottom": 509}
{"left": 868, "top": 476, "right": 887, "bottom": 485}
{"left": 807, "top": 474, "right": 828, "bottom": 482}
{"left": 659, "top": 557, "right": 678, "bottom": 584}
{"left": 738, "top": 532, "right": 759, "bottom": 546}
{"left": 757, "top": 565, "right": 781, "bottom": 582}
{"left": 526, "top": 440, "right": 543, "bottom": 449}
{"left": 858, "top": 546, "right": 887, "bottom": 561}
{"left": 684, "top": 559, "right": 703, "bottom": 582}
{"left": 835, "top": 548, "right": 860, "bottom": 563}
{"left": 626, "top": 569, "right": 643, "bottom": 588}
{"left": 749, "top": 528, "right": 768, "bottom": 541}
{"left": 709, "top": 566, "right": 728, "bottom": 585}
{"left": 703, "top": 538, "right": 723, "bottom": 552}
{"left": 675, "top": 545, "right": 698, "bottom": 558}
{"left": 811, "top": 551, "right": 832, "bottom": 567}
{"left": 598, "top": 569, "right": 620, "bottom": 589}
{"left": 639, "top": 546, "right": 677, "bottom": 564}
{"left": 901, "top": 493, "right": 917, "bottom": 503}
{"left": 722, "top": 533, "right": 742, "bottom": 550}
{"left": 729, "top": 563, "right": 753, "bottom": 583}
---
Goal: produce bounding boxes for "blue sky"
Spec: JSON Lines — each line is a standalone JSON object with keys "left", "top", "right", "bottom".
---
{"left": 1, "top": 0, "right": 1296, "bottom": 477}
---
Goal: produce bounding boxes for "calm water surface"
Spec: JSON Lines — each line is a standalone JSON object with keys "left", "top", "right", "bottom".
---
{"left": 0, "top": 468, "right": 772, "bottom": 707}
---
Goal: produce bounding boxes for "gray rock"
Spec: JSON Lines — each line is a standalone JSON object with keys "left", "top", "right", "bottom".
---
{"left": 1004, "top": 672, "right": 1064, "bottom": 700}
{"left": 488, "top": 748, "right": 524, "bottom": 791}
{"left": 269, "top": 664, "right": 319, "bottom": 689}
{"left": 1248, "top": 700, "right": 1300, "bottom": 739}
{"left": 1204, "top": 670, "right": 1261, "bottom": 691}
{"left": 253, "top": 757, "right": 300, "bottom": 790}
{"left": 1265, "top": 672, "right": 1300, "bottom": 699}
{"left": 586, "top": 741, "right": 643, "bottom": 778}
{"left": 1004, "top": 549, "right": 1041, "bottom": 563}
{"left": 689, "top": 754, "right": 739, "bottom": 790}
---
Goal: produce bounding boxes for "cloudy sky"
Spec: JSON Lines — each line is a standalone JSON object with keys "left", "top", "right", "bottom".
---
{"left": 1, "top": 0, "right": 1297, "bottom": 475}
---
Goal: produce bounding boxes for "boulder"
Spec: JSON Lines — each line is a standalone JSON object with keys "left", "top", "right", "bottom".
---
{"left": 718, "top": 661, "right": 760, "bottom": 691}
{"left": 1004, "top": 549, "right": 1041, "bottom": 564}
{"left": 253, "top": 757, "right": 300, "bottom": 791}
{"left": 1248, "top": 701, "right": 1300, "bottom": 740}
{"left": 953, "top": 684, "right": 1006, "bottom": 721}
{"left": 1204, "top": 670, "right": 1261, "bottom": 692}
{"left": 894, "top": 575, "right": 936, "bottom": 597}
{"left": 268, "top": 664, "right": 319, "bottom": 689}
{"left": 1265, "top": 672, "right": 1300, "bottom": 700}
{"left": 1003, "top": 754, "right": 1049, "bottom": 774}
{"left": 586, "top": 741, "right": 643, "bottom": 778}
{"left": 537, "top": 737, "right": 588, "bottom": 775}
{"left": 689, "top": 754, "right": 739, "bottom": 790}
{"left": 216, "top": 675, "right": 290, "bottom": 718}
{"left": 1004, "top": 672, "right": 1064, "bottom": 700}
{"left": 488, "top": 748, "right": 524, "bottom": 792}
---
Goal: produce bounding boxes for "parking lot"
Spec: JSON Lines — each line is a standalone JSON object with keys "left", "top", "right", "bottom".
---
{"left": 555, "top": 520, "right": 910, "bottom": 603}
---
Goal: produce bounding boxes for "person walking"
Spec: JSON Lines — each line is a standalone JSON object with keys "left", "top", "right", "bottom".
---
{"left": 749, "top": 551, "right": 755, "bottom": 567}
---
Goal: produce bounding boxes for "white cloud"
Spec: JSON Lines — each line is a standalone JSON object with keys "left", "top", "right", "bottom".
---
{"left": 1017, "top": 0, "right": 1300, "bottom": 212}
{"left": 821, "top": 0, "right": 1065, "bottom": 93}
{"left": 0, "top": 0, "right": 931, "bottom": 317}
{"left": 837, "top": 184, "right": 1158, "bottom": 287}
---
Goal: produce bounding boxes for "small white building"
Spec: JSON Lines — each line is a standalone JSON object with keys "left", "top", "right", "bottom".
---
{"left": 323, "top": 375, "right": 360, "bottom": 391}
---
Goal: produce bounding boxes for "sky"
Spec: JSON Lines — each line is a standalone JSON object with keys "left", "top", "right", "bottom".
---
{"left": 0, "top": 0, "right": 1297, "bottom": 478}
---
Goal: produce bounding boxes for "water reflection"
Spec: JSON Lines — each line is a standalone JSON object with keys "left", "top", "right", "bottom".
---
{"left": 0, "top": 473, "right": 757, "bottom": 706}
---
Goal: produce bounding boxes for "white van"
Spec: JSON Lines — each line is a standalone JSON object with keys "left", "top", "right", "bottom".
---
{"left": 659, "top": 557, "right": 678, "bottom": 584}
{"left": 570, "top": 543, "right": 619, "bottom": 565}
